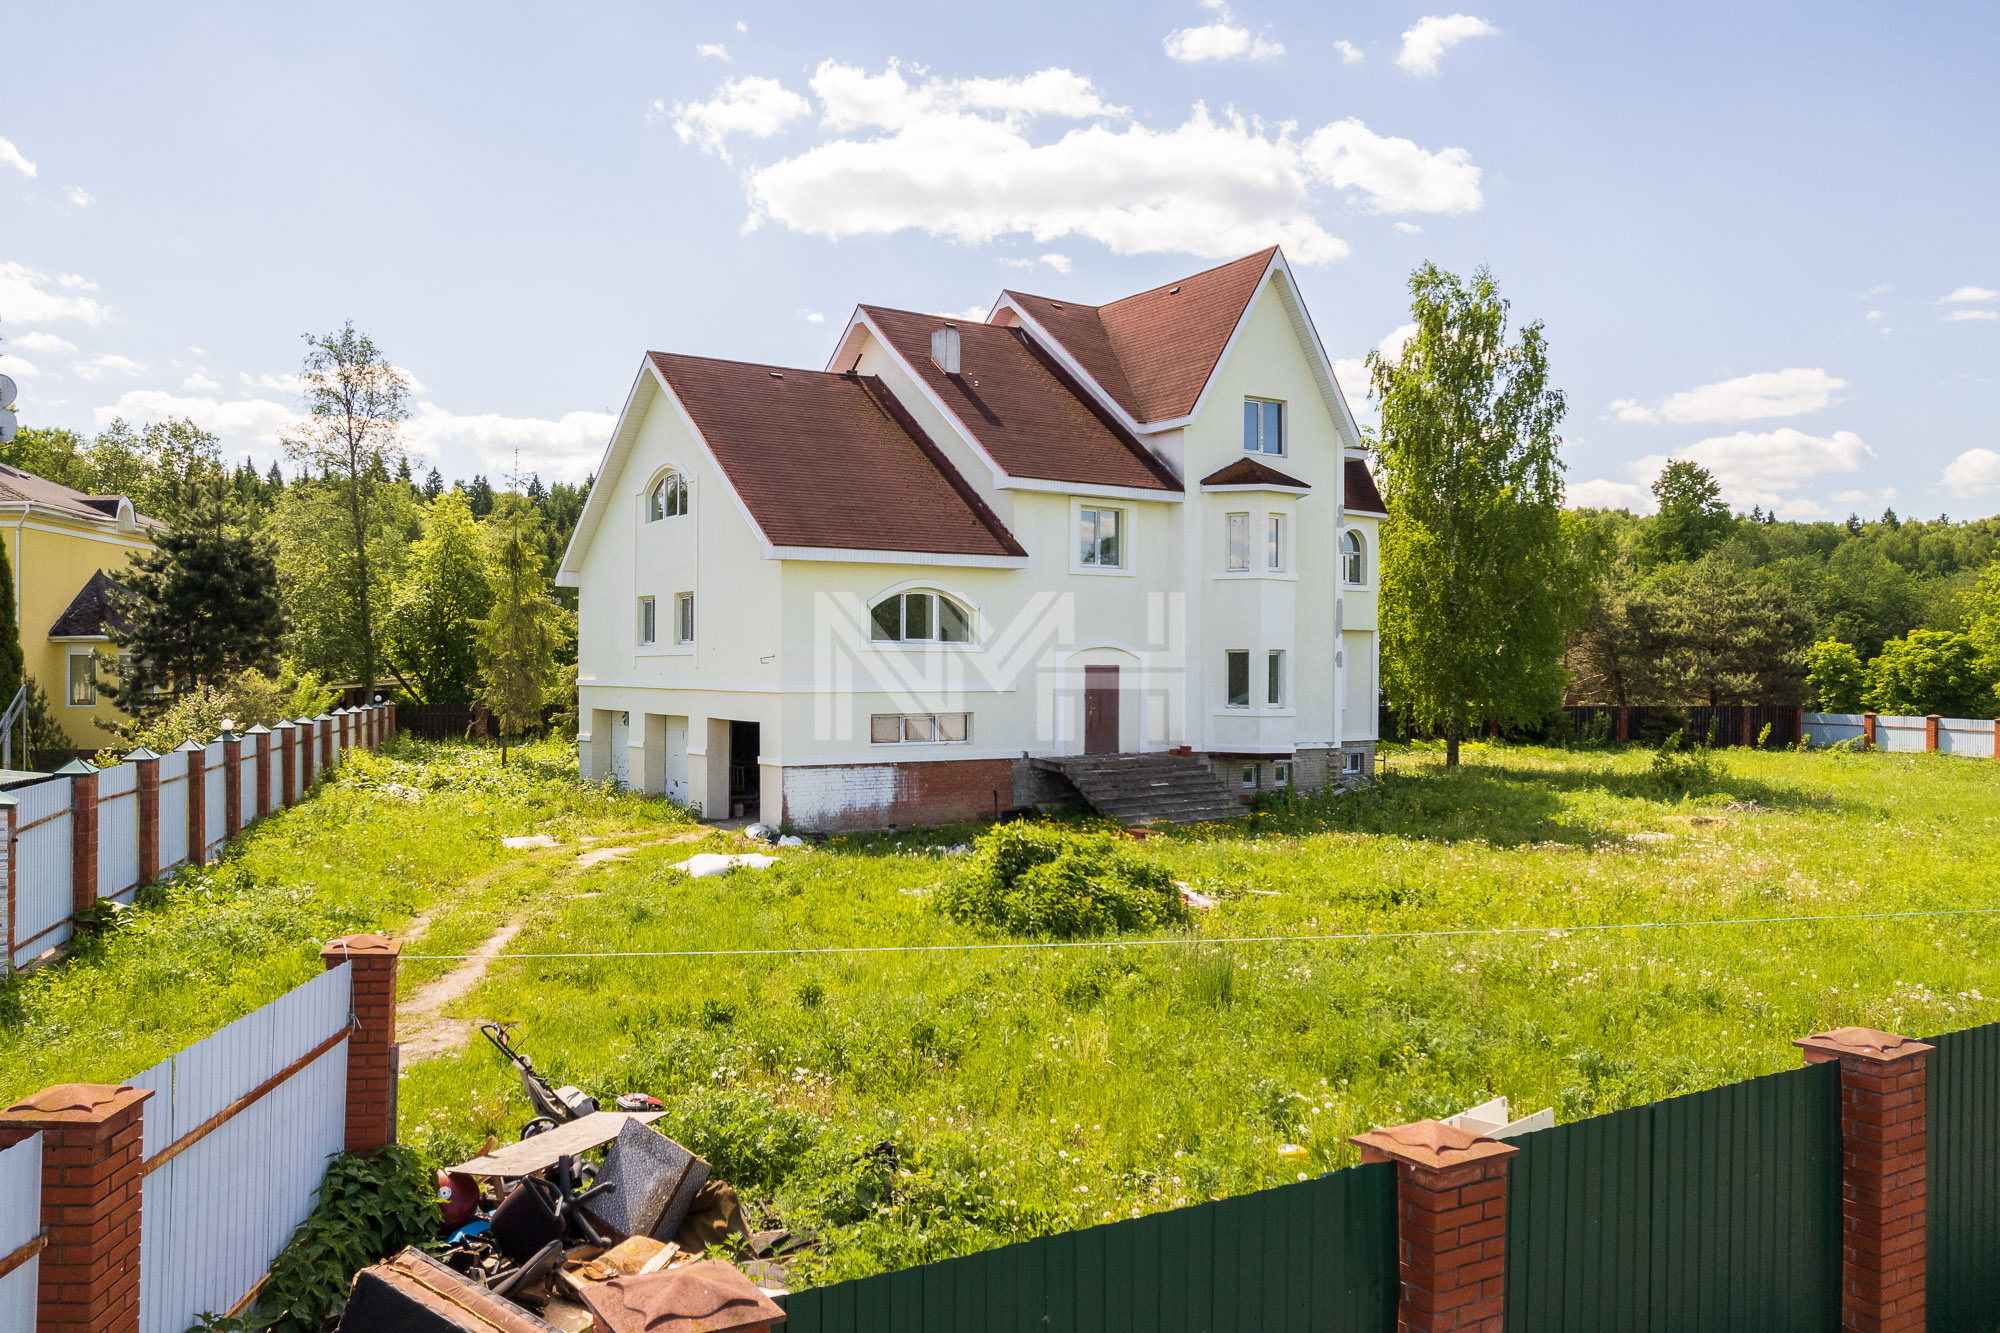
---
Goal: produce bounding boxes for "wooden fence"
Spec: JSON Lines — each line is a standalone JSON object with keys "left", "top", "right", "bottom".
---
{"left": 2, "top": 703, "right": 394, "bottom": 974}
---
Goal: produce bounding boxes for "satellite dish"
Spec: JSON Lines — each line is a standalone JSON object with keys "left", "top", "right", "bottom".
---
{"left": 0, "top": 374, "right": 15, "bottom": 409}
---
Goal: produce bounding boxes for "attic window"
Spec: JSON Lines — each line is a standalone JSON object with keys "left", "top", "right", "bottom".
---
{"left": 647, "top": 472, "right": 688, "bottom": 521}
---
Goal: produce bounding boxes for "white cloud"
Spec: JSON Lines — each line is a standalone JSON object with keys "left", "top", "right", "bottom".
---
{"left": 1333, "top": 40, "right": 1364, "bottom": 64}
{"left": 810, "top": 61, "right": 1124, "bottom": 132}
{"left": 8, "top": 331, "right": 77, "bottom": 355}
{"left": 1397, "top": 14, "right": 1498, "bottom": 75}
{"left": 1163, "top": 20, "right": 1283, "bottom": 63}
{"left": 63, "top": 185, "right": 92, "bottom": 207}
{"left": 665, "top": 76, "right": 812, "bottom": 160}
{"left": 1632, "top": 427, "right": 1873, "bottom": 514}
{"left": 183, "top": 369, "right": 221, "bottom": 392}
{"left": 930, "top": 305, "right": 993, "bottom": 322}
{"left": 1393, "top": 221, "right": 1422, "bottom": 235}
{"left": 1944, "top": 309, "right": 1998, "bottom": 323}
{"left": 1865, "top": 309, "right": 1883, "bottom": 320}
{"left": 1940, "top": 286, "right": 1998, "bottom": 303}
{"left": 0, "top": 354, "right": 41, "bottom": 380}
{"left": 73, "top": 353, "right": 145, "bottom": 380}
{"left": 0, "top": 261, "right": 110, "bottom": 324}
{"left": 405, "top": 403, "right": 617, "bottom": 475}
{"left": 800, "top": 309, "right": 825, "bottom": 324}
{"left": 1038, "top": 252, "right": 1072, "bottom": 273}
{"left": 1300, "top": 119, "right": 1481, "bottom": 214}
{"left": 696, "top": 43, "right": 730, "bottom": 61}
{"left": 1567, "top": 478, "right": 1650, "bottom": 511}
{"left": 0, "top": 137, "right": 34, "bottom": 178}
{"left": 735, "top": 21, "right": 746, "bottom": 32}
{"left": 1943, "top": 449, "right": 2000, "bottom": 496}
{"left": 94, "top": 390, "right": 300, "bottom": 442}
{"left": 1611, "top": 367, "right": 1845, "bottom": 425}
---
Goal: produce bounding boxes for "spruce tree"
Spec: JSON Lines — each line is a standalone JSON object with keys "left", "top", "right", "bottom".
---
{"left": 477, "top": 512, "right": 559, "bottom": 763}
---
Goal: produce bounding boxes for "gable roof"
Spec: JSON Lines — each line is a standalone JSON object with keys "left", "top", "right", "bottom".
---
{"left": 1003, "top": 247, "right": 1279, "bottom": 426}
{"left": 1345, "top": 458, "right": 1388, "bottom": 516}
{"left": 1199, "top": 457, "right": 1310, "bottom": 491}
{"left": 0, "top": 464, "right": 158, "bottom": 531}
{"left": 647, "top": 353, "right": 1024, "bottom": 559}
{"left": 50, "top": 570, "right": 129, "bottom": 639}
{"left": 856, "top": 306, "right": 1180, "bottom": 493}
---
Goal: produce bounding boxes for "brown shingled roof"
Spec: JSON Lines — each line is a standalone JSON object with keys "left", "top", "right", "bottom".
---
{"left": 1345, "top": 458, "right": 1387, "bottom": 515}
{"left": 648, "top": 353, "right": 1024, "bottom": 558}
{"left": 860, "top": 307, "right": 1179, "bottom": 492}
{"left": 0, "top": 465, "right": 158, "bottom": 529}
{"left": 1199, "top": 457, "right": 1309, "bottom": 490}
{"left": 1005, "top": 247, "right": 1279, "bottom": 425}
{"left": 49, "top": 570, "right": 129, "bottom": 639}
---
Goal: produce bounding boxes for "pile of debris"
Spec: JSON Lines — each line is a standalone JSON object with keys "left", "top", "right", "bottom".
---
{"left": 337, "top": 1025, "right": 804, "bottom": 1332}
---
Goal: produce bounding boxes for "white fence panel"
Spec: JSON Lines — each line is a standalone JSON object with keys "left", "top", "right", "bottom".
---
{"left": 1875, "top": 713, "right": 1929, "bottom": 753}
{"left": 156, "top": 751, "right": 189, "bottom": 872}
{"left": 1938, "top": 717, "right": 1998, "bottom": 759}
{"left": 1801, "top": 712, "right": 1866, "bottom": 747}
{"left": 137, "top": 964, "right": 351, "bottom": 1333}
{"left": 12, "top": 776, "right": 72, "bottom": 966}
{"left": 239, "top": 741, "right": 260, "bottom": 820}
{"left": 0, "top": 1133, "right": 40, "bottom": 1328}
{"left": 203, "top": 743, "right": 225, "bottom": 859}
{"left": 98, "top": 761, "right": 141, "bottom": 903}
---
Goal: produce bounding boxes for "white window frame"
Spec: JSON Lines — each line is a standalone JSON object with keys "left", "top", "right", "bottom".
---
{"left": 647, "top": 471, "right": 689, "bottom": 522}
{"left": 638, "top": 596, "right": 657, "bottom": 646}
{"left": 1343, "top": 751, "right": 1364, "bottom": 774}
{"left": 1274, "top": 760, "right": 1293, "bottom": 788}
{"left": 1243, "top": 398, "right": 1286, "bottom": 457}
{"left": 1225, "top": 512, "right": 1251, "bottom": 571}
{"left": 1267, "top": 650, "right": 1284, "bottom": 706}
{"left": 870, "top": 712, "right": 972, "bottom": 745}
{"left": 1240, "top": 763, "right": 1259, "bottom": 790}
{"left": 868, "top": 590, "right": 975, "bottom": 645}
{"left": 1267, "top": 514, "right": 1284, "bottom": 572}
{"left": 1225, "top": 649, "right": 1251, "bottom": 708}
{"left": 1070, "top": 499, "right": 1134, "bottom": 576}
{"left": 1341, "top": 528, "right": 1368, "bottom": 587}
{"left": 66, "top": 650, "right": 97, "bottom": 707}
{"left": 675, "top": 592, "right": 695, "bottom": 645}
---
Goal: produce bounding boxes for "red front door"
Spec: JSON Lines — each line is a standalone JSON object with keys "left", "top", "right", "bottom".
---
{"left": 1084, "top": 665, "right": 1119, "bottom": 754}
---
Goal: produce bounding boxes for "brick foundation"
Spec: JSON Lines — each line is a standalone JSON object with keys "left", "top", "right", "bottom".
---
{"left": 0, "top": 1084, "right": 151, "bottom": 1333}
{"left": 322, "top": 934, "right": 400, "bottom": 1154}
{"left": 1354, "top": 1120, "right": 1517, "bottom": 1332}
{"left": 781, "top": 758, "right": 1016, "bottom": 832}
{"left": 1797, "top": 1027, "right": 1930, "bottom": 1333}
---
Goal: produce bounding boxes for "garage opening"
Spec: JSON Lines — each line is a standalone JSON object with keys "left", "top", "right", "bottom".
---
{"left": 728, "top": 721, "right": 760, "bottom": 820}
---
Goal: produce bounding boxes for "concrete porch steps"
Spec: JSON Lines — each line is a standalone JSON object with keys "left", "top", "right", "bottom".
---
{"left": 1031, "top": 752, "right": 1243, "bottom": 826}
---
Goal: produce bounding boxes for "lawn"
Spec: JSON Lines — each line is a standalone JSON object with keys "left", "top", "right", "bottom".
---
{"left": 7, "top": 737, "right": 2000, "bottom": 1291}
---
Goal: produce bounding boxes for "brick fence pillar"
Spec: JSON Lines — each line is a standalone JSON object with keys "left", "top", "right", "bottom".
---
{"left": 1864, "top": 712, "right": 1878, "bottom": 751}
{"left": 180, "top": 740, "right": 206, "bottom": 865}
{"left": 249, "top": 725, "right": 272, "bottom": 819}
{"left": 339, "top": 707, "right": 353, "bottom": 755}
{"left": 0, "top": 1083, "right": 151, "bottom": 1333}
{"left": 131, "top": 749, "right": 159, "bottom": 888}
{"left": 1615, "top": 706, "right": 1629, "bottom": 743}
{"left": 474, "top": 704, "right": 489, "bottom": 740}
{"left": 1740, "top": 707, "right": 1755, "bottom": 748}
{"left": 1925, "top": 715, "right": 1941, "bottom": 754}
{"left": 1797, "top": 1026, "right": 1932, "bottom": 1333}
{"left": 315, "top": 713, "right": 333, "bottom": 777}
{"left": 221, "top": 730, "right": 242, "bottom": 838}
{"left": 1797, "top": 706, "right": 1806, "bottom": 748}
{"left": 275, "top": 722, "right": 297, "bottom": 807}
{"left": 321, "top": 934, "right": 400, "bottom": 1154}
{"left": 1353, "top": 1120, "right": 1518, "bottom": 1332}
{"left": 386, "top": 700, "right": 397, "bottom": 740}
{"left": 60, "top": 760, "right": 98, "bottom": 919}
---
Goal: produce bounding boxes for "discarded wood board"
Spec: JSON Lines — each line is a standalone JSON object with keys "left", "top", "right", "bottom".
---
{"left": 449, "top": 1110, "right": 666, "bottom": 1178}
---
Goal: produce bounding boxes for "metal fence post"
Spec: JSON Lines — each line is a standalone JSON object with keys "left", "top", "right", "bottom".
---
{"left": 0, "top": 1084, "right": 152, "bottom": 1333}
{"left": 1354, "top": 1119, "right": 1517, "bottom": 1332}
{"left": 59, "top": 760, "right": 99, "bottom": 921}
{"left": 1797, "top": 1027, "right": 1932, "bottom": 1333}
{"left": 320, "top": 934, "right": 401, "bottom": 1154}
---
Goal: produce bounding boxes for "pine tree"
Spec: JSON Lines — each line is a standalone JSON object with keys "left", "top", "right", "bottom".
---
{"left": 423, "top": 467, "right": 445, "bottom": 501}
{"left": 466, "top": 474, "right": 495, "bottom": 517}
{"left": 477, "top": 513, "right": 560, "bottom": 764}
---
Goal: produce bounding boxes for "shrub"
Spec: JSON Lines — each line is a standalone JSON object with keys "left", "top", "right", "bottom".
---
{"left": 936, "top": 823, "right": 1187, "bottom": 939}
{"left": 1805, "top": 638, "right": 1867, "bottom": 713}
{"left": 1864, "top": 630, "right": 1998, "bottom": 717}
{"left": 1648, "top": 731, "right": 1720, "bottom": 796}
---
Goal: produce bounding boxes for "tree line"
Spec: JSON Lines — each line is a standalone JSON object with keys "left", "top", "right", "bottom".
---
{"left": 0, "top": 323, "right": 588, "bottom": 761}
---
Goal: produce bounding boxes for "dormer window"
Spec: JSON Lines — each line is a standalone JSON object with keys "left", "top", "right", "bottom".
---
{"left": 870, "top": 591, "right": 972, "bottom": 643}
{"left": 1243, "top": 399, "right": 1285, "bottom": 456}
{"left": 648, "top": 472, "right": 688, "bottom": 522}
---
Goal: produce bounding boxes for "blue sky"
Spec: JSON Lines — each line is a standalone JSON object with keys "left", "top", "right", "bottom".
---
{"left": 3, "top": 2, "right": 1995, "bottom": 519}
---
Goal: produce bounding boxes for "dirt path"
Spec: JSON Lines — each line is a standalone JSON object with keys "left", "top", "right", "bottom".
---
{"left": 397, "top": 917, "right": 528, "bottom": 1064}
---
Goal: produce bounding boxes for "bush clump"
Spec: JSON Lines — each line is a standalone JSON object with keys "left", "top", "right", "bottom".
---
{"left": 936, "top": 823, "right": 1186, "bottom": 939}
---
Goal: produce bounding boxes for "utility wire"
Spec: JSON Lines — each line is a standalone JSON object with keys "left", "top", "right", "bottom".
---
{"left": 401, "top": 905, "right": 2000, "bottom": 962}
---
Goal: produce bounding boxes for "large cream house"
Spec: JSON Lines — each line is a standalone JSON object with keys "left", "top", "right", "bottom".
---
{"left": 559, "top": 248, "right": 1386, "bottom": 830}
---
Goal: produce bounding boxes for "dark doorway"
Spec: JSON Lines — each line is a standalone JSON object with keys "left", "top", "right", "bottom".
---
{"left": 728, "top": 721, "right": 761, "bottom": 819}
{"left": 1084, "top": 666, "right": 1120, "bottom": 754}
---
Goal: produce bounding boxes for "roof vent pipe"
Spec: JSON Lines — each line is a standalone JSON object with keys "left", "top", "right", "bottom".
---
{"left": 930, "top": 325, "right": 962, "bottom": 376}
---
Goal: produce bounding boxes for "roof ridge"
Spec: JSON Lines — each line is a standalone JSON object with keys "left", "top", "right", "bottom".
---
{"left": 1100, "top": 246, "right": 1280, "bottom": 312}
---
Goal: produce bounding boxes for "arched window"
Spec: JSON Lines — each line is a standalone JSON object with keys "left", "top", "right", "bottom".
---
{"left": 870, "top": 591, "right": 972, "bottom": 643}
{"left": 1341, "top": 529, "right": 1365, "bottom": 585}
{"left": 647, "top": 471, "right": 688, "bottom": 522}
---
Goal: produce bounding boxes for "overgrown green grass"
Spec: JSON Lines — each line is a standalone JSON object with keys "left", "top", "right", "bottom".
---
{"left": 394, "top": 740, "right": 2000, "bottom": 1286}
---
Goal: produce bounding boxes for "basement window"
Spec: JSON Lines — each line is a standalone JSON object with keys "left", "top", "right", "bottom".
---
{"left": 1241, "top": 764, "right": 1259, "bottom": 790}
{"left": 871, "top": 713, "right": 971, "bottom": 744}
{"left": 1274, "top": 761, "right": 1293, "bottom": 788}
{"left": 1344, "top": 752, "right": 1364, "bottom": 774}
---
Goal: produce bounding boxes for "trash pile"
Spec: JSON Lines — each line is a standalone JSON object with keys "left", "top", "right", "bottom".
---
{"left": 337, "top": 1024, "right": 803, "bottom": 1332}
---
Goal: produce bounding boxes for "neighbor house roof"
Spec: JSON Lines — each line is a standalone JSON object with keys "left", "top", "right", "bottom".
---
{"left": 1003, "top": 247, "right": 1279, "bottom": 425}
{"left": 1345, "top": 458, "right": 1388, "bottom": 516}
{"left": 648, "top": 353, "right": 1025, "bottom": 558}
{"left": 49, "top": 570, "right": 129, "bottom": 640}
{"left": 858, "top": 306, "right": 1180, "bottom": 493}
{"left": 0, "top": 464, "right": 159, "bottom": 530}
{"left": 1199, "top": 457, "right": 1310, "bottom": 490}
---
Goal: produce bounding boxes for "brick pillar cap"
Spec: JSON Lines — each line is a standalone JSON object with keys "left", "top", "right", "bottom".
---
{"left": 126, "top": 746, "right": 161, "bottom": 761}
{"left": 1350, "top": 1118, "right": 1518, "bottom": 1169}
{"left": 2, "top": 1082, "right": 151, "bottom": 1124}
{"left": 54, "top": 758, "right": 98, "bottom": 776}
{"left": 322, "top": 933, "right": 401, "bottom": 961}
{"left": 176, "top": 739, "right": 206, "bottom": 754}
{"left": 1795, "top": 1026, "right": 1934, "bottom": 1063}
{"left": 245, "top": 723, "right": 271, "bottom": 735}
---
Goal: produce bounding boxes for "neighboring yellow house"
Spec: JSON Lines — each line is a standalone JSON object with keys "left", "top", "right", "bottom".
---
{"left": 0, "top": 463, "right": 159, "bottom": 748}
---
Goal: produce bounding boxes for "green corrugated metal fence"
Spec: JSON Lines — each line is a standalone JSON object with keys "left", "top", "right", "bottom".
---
{"left": 778, "top": 1161, "right": 1397, "bottom": 1333}
{"left": 1504, "top": 1060, "right": 1842, "bottom": 1332}
{"left": 1927, "top": 1021, "right": 2000, "bottom": 1332}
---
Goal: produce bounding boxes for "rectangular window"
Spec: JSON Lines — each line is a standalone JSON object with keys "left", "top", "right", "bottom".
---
{"left": 905, "top": 592, "right": 932, "bottom": 640}
{"left": 1242, "top": 399, "right": 1285, "bottom": 455}
{"left": 1274, "top": 761, "right": 1293, "bottom": 788}
{"left": 1267, "top": 651, "right": 1284, "bottom": 706}
{"left": 1241, "top": 764, "right": 1259, "bottom": 790}
{"left": 67, "top": 652, "right": 97, "bottom": 707}
{"left": 1343, "top": 751, "right": 1363, "bottom": 774}
{"left": 1226, "top": 650, "right": 1250, "bottom": 707}
{"left": 1225, "top": 512, "right": 1250, "bottom": 570}
{"left": 676, "top": 593, "right": 695, "bottom": 644}
{"left": 638, "top": 596, "right": 656, "bottom": 645}
{"left": 1267, "top": 515, "right": 1284, "bottom": 570}
{"left": 1079, "top": 507, "right": 1122, "bottom": 567}
{"left": 869, "top": 713, "right": 972, "bottom": 744}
